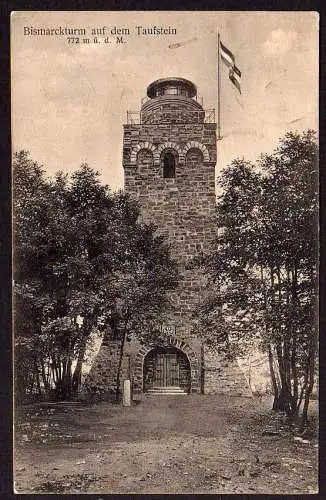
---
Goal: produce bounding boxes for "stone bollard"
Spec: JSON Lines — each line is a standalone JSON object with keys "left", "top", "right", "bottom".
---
{"left": 123, "top": 379, "right": 131, "bottom": 406}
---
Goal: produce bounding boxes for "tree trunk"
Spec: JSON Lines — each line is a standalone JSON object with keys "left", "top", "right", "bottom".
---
{"left": 35, "top": 361, "right": 42, "bottom": 396}
{"left": 115, "top": 318, "right": 129, "bottom": 403}
{"left": 51, "top": 356, "right": 60, "bottom": 385}
{"left": 268, "top": 344, "right": 280, "bottom": 409}
{"left": 261, "top": 266, "right": 281, "bottom": 407}
{"left": 72, "top": 337, "right": 88, "bottom": 393}
{"left": 283, "top": 337, "right": 295, "bottom": 417}
{"left": 60, "top": 339, "right": 73, "bottom": 401}
{"left": 297, "top": 377, "right": 308, "bottom": 413}
{"left": 40, "top": 357, "right": 50, "bottom": 395}
{"left": 72, "top": 320, "right": 92, "bottom": 393}
{"left": 66, "top": 357, "right": 72, "bottom": 400}
{"left": 301, "top": 334, "right": 317, "bottom": 429}
{"left": 290, "top": 333, "right": 299, "bottom": 419}
{"left": 301, "top": 375, "right": 313, "bottom": 429}
{"left": 274, "top": 342, "right": 292, "bottom": 414}
{"left": 290, "top": 265, "right": 300, "bottom": 418}
{"left": 247, "top": 354, "right": 252, "bottom": 391}
{"left": 116, "top": 334, "right": 126, "bottom": 403}
{"left": 46, "top": 358, "right": 52, "bottom": 388}
{"left": 276, "top": 266, "right": 295, "bottom": 416}
{"left": 28, "top": 367, "right": 35, "bottom": 394}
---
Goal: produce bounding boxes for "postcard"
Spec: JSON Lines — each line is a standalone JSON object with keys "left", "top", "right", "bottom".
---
{"left": 12, "top": 11, "right": 318, "bottom": 494}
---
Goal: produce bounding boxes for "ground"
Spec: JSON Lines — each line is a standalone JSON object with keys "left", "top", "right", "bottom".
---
{"left": 14, "top": 394, "right": 318, "bottom": 494}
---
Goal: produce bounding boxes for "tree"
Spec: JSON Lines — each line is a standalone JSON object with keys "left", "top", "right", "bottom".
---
{"left": 199, "top": 131, "right": 318, "bottom": 427}
{"left": 257, "top": 130, "right": 318, "bottom": 425}
{"left": 13, "top": 152, "right": 178, "bottom": 401}
{"left": 13, "top": 150, "right": 55, "bottom": 399}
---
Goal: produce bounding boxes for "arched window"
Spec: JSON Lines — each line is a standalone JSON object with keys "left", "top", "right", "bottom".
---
{"left": 163, "top": 152, "right": 176, "bottom": 178}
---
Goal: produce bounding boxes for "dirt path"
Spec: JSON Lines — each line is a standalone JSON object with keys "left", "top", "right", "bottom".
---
{"left": 14, "top": 394, "right": 318, "bottom": 494}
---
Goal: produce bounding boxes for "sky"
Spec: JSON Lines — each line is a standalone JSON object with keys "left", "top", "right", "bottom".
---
{"left": 11, "top": 11, "right": 318, "bottom": 190}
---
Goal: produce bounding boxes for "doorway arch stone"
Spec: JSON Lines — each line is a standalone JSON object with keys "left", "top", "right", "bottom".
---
{"left": 133, "top": 335, "right": 201, "bottom": 395}
{"left": 143, "top": 346, "right": 191, "bottom": 392}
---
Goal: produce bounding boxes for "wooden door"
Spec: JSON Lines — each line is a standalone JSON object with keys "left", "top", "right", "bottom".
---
{"left": 153, "top": 353, "right": 180, "bottom": 387}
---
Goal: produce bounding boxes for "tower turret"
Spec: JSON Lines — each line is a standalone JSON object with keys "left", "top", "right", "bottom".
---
{"left": 141, "top": 77, "right": 205, "bottom": 124}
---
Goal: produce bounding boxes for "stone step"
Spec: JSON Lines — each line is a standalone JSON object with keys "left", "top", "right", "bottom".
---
{"left": 146, "top": 392, "right": 188, "bottom": 396}
{"left": 146, "top": 386, "right": 188, "bottom": 395}
{"left": 148, "top": 386, "right": 186, "bottom": 391}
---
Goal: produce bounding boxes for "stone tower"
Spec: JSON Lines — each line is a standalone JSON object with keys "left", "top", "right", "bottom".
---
{"left": 124, "top": 77, "right": 217, "bottom": 319}
{"left": 85, "top": 78, "right": 250, "bottom": 398}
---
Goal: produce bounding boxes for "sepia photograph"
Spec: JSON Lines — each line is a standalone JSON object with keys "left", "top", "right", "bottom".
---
{"left": 11, "top": 10, "right": 318, "bottom": 494}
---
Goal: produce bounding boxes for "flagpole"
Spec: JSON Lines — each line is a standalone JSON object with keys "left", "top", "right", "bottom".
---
{"left": 217, "top": 31, "right": 222, "bottom": 140}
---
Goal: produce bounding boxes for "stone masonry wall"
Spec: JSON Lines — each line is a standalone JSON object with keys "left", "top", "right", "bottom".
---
{"left": 204, "top": 345, "right": 252, "bottom": 396}
{"left": 84, "top": 340, "right": 121, "bottom": 395}
{"left": 123, "top": 122, "right": 217, "bottom": 342}
{"left": 85, "top": 333, "right": 203, "bottom": 397}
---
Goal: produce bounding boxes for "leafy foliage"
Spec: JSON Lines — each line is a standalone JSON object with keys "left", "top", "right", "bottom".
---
{"left": 198, "top": 131, "right": 318, "bottom": 425}
{"left": 13, "top": 152, "right": 178, "bottom": 401}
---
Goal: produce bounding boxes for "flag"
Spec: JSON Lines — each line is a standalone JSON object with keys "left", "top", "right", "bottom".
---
{"left": 220, "top": 41, "right": 235, "bottom": 68}
{"left": 229, "top": 65, "right": 241, "bottom": 94}
{"left": 220, "top": 40, "right": 242, "bottom": 94}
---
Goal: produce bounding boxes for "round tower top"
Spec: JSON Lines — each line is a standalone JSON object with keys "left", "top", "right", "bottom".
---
{"left": 146, "top": 77, "right": 197, "bottom": 98}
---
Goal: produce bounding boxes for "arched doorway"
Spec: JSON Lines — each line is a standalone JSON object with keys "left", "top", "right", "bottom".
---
{"left": 143, "top": 346, "right": 191, "bottom": 393}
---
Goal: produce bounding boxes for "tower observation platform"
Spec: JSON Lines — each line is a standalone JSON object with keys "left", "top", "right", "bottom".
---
{"left": 127, "top": 77, "right": 215, "bottom": 125}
